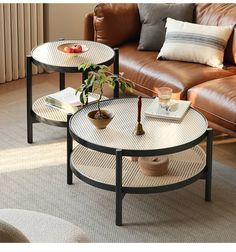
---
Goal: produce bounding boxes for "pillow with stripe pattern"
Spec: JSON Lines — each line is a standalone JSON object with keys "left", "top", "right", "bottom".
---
{"left": 157, "top": 18, "right": 234, "bottom": 68}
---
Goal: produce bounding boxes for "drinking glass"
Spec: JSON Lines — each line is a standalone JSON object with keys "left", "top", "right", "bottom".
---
{"left": 157, "top": 87, "right": 173, "bottom": 111}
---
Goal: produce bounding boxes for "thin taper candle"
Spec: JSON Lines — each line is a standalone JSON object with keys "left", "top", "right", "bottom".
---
{"left": 138, "top": 96, "right": 142, "bottom": 123}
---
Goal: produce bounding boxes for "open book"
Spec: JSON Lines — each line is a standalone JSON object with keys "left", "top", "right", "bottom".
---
{"left": 45, "top": 87, "right": 97, "bottom": 114}
{"left": 145, "top": 98, "right": 191, "bottom": 121}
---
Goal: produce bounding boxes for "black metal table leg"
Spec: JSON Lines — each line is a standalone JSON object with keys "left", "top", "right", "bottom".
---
{"left": 205, "top": 128, "right": 213, "bottom": 201}
{"left": 116, "top": 148, "right": 123, "bottom": 226}
{"left": 67, "top": 113, "right": 73, "bottom": 185}
{"left": 59, "top": 72, "right": 65, "bottom": 90}
{"left": 27, "top": 55, "right": 33, "bottom": 144}
{"left": 113, "top": 48, "right": 119, "bottom": 98}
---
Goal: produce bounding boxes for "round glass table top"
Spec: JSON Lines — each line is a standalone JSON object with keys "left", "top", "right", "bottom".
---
{"left": 31, "top": 40, "right": 115, "bottom": 70}
{"left": 70, "top": 98, "right": 208, "bottom": 152}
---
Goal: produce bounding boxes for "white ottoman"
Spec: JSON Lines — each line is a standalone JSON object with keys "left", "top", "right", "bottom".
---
{"left": 0, "top": 209, "right": 89, "bottom": 243}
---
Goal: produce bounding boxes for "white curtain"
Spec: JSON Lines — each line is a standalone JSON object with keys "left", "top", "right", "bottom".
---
{"left": 0, "top": 3, "right": 44, "bottom": 84}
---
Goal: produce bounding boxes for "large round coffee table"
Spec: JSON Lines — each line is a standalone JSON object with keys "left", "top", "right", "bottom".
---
{"left": 67, "top": 97, "right": 212, "bottom": 226}
{"left": 26, "top": 39, "right": 118, "bottom": 143}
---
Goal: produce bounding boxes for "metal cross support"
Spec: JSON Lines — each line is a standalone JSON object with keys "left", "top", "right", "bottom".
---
{"left": 26, "top": 55, "right": 34, "bottom": 144}
{"left": 205, "top": 128, "right": 213, "bottom": 201}
{"left": 67, "top": 113, "right": 73, "bottom": 185}
{"left": 116, "top": 148, "right": 123, "bottom": 226}
{"left": 59, "top": 72, "right": 65, "bottom": 90}
{"left": 113, "top": 48, "right": 119, "bottom": 99}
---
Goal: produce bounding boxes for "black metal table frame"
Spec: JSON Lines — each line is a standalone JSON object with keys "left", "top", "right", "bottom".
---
{"left": 66, "top": 99, "right": 213, "bottom": 226}
{"left": 26, "top": 40, "right": 119, "bottom": 143}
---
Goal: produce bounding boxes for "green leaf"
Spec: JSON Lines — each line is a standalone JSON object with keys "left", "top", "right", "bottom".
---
{"left": 75, "top": 87, "right": 81, "bottom": 95}
{"left": 86, "top": 73, "right": 96, "bottom": 86}
{"left": 78, "top": 63, "right": 97, "bottom": 72}
{"left": 80, "top": 91, "right": 85, "bottom": 104}
{"left": 108, "top": 81, "right": 115, "bottom": 89}
{"left": 120, "top": 82, "right": 126, "bottom": 94}
{"left": 79, "top": 90, "right": 89, "bottom": 105}
{"left": 78, "top": 63, "right": 133, "bottom": 99}
{"left": 99, "top": 65, "right": 109, "bottom": 71}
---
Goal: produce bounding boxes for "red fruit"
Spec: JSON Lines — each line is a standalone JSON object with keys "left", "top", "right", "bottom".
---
{"left": 71, "top": 44, "right": 82, "bottom": 53}
{"left": 64, "top": 46, "right": 74, "bottom": 53}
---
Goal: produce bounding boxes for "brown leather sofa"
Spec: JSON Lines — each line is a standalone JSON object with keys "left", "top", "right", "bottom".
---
{"left": 84, "top": 3, "right": 236, "bottom": 136}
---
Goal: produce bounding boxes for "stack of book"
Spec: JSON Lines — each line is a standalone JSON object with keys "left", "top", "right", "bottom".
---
{"left": 45, "top": 87, "right": 97, "bottom": 114}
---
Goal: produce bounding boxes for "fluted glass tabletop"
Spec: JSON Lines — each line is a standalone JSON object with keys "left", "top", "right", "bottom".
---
{"left": 70, "top": 98, "right": 208, "bottom": 152}
{"left": 31, "top": 40, "right": 114, "bottom": 70}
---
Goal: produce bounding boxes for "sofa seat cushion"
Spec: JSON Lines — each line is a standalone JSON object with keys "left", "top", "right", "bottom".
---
{"left": 188, "top": 75, "right": 236, "bottom": 132}
{"left": 119, "top": 42, "right": 236, "bottom": 99}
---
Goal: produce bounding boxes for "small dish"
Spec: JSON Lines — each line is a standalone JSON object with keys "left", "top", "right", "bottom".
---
{"left": 57, "top": 43, "right": 89, "bottom": 54}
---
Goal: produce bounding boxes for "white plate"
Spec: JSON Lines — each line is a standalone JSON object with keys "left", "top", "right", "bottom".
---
{"left": 57, "top": 43, "right": 89, "bottom": 54}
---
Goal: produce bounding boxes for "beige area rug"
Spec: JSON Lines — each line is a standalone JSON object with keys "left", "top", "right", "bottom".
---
{"left": 0, "top": 81, "right": 236, "bottom": 242}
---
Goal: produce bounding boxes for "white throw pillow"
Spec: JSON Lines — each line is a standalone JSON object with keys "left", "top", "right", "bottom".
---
{"left": 157, "top": 18, "right": 234, "bottom": 68}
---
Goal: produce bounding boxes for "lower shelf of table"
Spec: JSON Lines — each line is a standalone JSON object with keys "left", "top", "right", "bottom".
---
{"left": 32, "top": 93, "right": 107, "bottom": 127}
{"left": 70, "top": 144, "right": 206, "bottom": 193}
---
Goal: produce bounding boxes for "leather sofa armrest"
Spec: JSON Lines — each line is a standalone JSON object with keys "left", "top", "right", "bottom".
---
{"left": 83, "top": 13, "right": 94, "bottom": 41}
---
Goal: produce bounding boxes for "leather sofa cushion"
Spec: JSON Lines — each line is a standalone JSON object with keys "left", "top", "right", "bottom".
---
{"left": 188, "top": 75, "right": 236, "bottom": 132}
{"left": 119, "top": 41, "right": 236, "bottom": 99}
{"left": 196, "top": 3, "right": 236, "bottom": 64}
{"left": 93, "top": 4, "right": 141, "bottom": 47}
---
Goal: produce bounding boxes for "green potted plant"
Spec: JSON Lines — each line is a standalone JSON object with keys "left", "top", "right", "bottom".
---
{"left": 76, "top": 63, "right": 132, "bottom": 129}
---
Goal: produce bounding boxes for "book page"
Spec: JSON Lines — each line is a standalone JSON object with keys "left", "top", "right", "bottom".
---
{"left": 47, "top": 87, "right": 97, "bottom": 106}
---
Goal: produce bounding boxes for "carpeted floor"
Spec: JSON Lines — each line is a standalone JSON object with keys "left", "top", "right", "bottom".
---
{"left": 0, "top": 79, "right": 236, "bottom": 242}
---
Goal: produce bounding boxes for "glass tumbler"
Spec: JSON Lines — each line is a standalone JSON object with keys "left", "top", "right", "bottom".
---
{"left": 157, "top": 87, "right": 173, "bottom": 111}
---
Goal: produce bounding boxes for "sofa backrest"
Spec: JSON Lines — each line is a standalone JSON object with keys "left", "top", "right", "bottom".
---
{"left": 195, "top": 3, "right": 236, "bottom": 64}
{"left": 84, "top": 3, "right": 236, "bottom": 64}
{"left": 92, "top": 3, "right": 141, "bottom": 47}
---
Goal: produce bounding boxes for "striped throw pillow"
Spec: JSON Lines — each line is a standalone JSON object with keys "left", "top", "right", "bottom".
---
{"left": 157, "top": 18, "right": 234, "bottom": 68}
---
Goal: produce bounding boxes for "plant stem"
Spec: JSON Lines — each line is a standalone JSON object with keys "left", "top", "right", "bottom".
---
{"left": 98, "top": 88, "right": 103, "bottom": 117}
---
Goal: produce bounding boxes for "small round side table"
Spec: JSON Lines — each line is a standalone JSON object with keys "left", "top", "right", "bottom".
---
{"left": 27, "top": 39, "right": 118, "bottom": 143}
